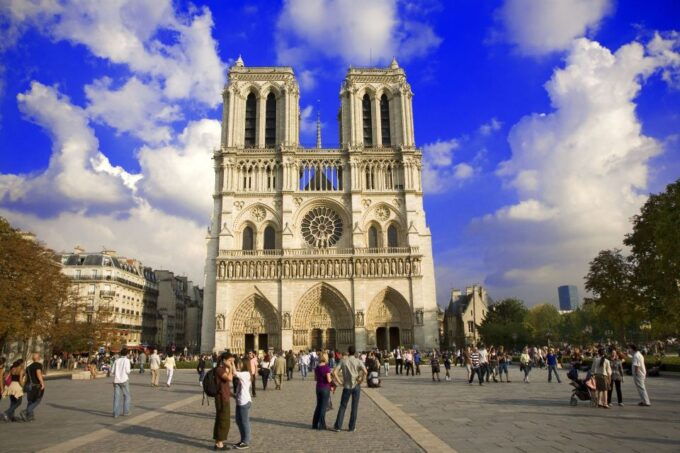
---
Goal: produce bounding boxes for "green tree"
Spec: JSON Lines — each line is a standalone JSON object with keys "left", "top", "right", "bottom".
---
{"left": 624, "top": 178, "right": 680, "bottom": 335}
{"left": 525, "top": 303, "right": 561, "bottom": 345}
{"left": 478, "top": 298, "right": 531, "bottom": 349}
{"left": 584, "top": 249, "right": 640, "bottom": 341}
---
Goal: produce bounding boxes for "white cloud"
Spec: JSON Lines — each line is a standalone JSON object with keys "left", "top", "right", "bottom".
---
{"left": 276, "top": 0, "right": 440, "bottom": 65}
{"left": 498, "top": 0, "right": 612, "bottom": 55}
{"left": 478, "top": 117, "right": 502, "bottom": 135}
{"left": 299, "top": 69, "right": 317, "bottom": 91}
{"left": 0, "top": 203, "right": 207, "bottom": 283}
{"left": 2, "top": 0, "right": 225, "bottom": 106}
{"left": 452, "top": 163, "right": 474, "bottom": 180}
{"left": 85, "top": 77, "right": 182, "bottom": 144}
{"left": 137, "top": 119, "right": 220, "bottom": 221}
{"left": 475, "top": 36, "right": 680, "bottom": 302}
{"left": 0, "top": 81, "right": 137, "bottom": 211}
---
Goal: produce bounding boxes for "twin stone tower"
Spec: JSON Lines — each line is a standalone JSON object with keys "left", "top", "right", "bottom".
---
{"left": 201, "top": 57, "right": 438, "bottom": 354}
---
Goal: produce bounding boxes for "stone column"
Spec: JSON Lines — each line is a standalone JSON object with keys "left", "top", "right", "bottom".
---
{"left": 257, "top": 94, "right": 266, "bottom": 148}
{"left": 373, "top": 95, "right": 382, "bottom": 147}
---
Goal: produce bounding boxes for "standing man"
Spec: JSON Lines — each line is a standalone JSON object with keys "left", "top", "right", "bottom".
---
{"left": 468, "top": 346, "right": 483, "bottom": 385}
{"left": 21, "top": 352, "right": 45, "bottom": 421}
{"left": 273, "top": 351, "right": 286, "bottom": 390}
{"left": 332, "top": 346, "right": 367, "bottom": 432}
{"left": 248, "top": 351, "right": 258, "bottom": 397}
{"left": 630, "top": 344, "right": 651, "bottom": 406}
{"left": 546, "top": 348, "right": 561, "bottom": 383}
{"left": 112, "top": 348, "right": 132, "bottom": 417}
{"left": 163, "top": 352, "right": 176, "bottom": 388}
{"left": 149, "top": 349, "right": 161, "bottom": 387}
{"left": 478, "top": 344, "right": 489, "bottom": 382}
{"left": 285, "top": 350, "right": 295, "bottom": 381}
{"left": 138, "top": 350, "right": 147, "bottom": 374}
{"left": 394, "top": 348, "right": 403, "bottom": 375}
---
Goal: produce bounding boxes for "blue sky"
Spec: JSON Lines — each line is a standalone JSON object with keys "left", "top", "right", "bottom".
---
{"left": 0, "top": 0, "right": 678, "bottom": 307}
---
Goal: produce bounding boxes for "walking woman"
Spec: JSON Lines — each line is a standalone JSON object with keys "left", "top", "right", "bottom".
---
{"left": 591, "top": 348, "right": 612, "bottom": 408}
{"left": 498, "top": 346, "right": 511, "bottom": 382}
{"left": 608, "top": 350, "right": 624, "bottom": 406}
{"left": 163, "top": 352, "right": 176, "bottom": 388}
{"left": 1, "top": 359, "right": 25, "bottom": 422}
{"left": 312, "top": 352, "right": 332, "bottom": 430}
{"left": 213, "top": 352, "right": 234, "bottom": 450}
{"left": 259, "top": 354, "right": 271, "bottom": 391}
{"left": 520, "top": 347, "right": 532, "bottom": 383}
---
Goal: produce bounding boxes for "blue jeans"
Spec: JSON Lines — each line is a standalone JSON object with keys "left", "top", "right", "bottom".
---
{"left": 312, "top": 387, "right": 330, "bottom": 429}
{"left": 499, "top": 362, "right": 509, "bottom": 379}
{"left": 198, "top": 370, "right": 205, "bottom": 383}
{"left": 4, "top": 396, "right": 22, "bottom": 420}
{"left": 548, "top": 364, "right": 561, "bottom": 383}
{"left": 334, "top": 386, "right": 361, "bottom": 431}
{"left": 235, "top": 402, "right": 251, "bottom": 444}
{"left": 113, "top": 381, "right": 131, "bottom": 417}
{"left": 139, "top": 363, "right": 145, "bottom": 373}
{"left": 300, "top": 364, "right": 308, "bottom": 379}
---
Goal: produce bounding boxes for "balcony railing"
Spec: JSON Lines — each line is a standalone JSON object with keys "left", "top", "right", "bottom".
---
{"left": 219, "top": 247, "right": 419, "bottom": 257}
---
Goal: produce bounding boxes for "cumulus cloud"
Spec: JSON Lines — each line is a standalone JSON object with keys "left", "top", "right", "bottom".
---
{"left": 2, "top": 0, "right": 226, "bottom": 105}
{"left": 85, "top": 77, "right": 182, "bottom": 144}
{"left": 498, "top": 0, "right": 612, "bottom": 55}
{"left": 0, "top": 81, "right": 137, "bottom": 213}
{"left": 137, "top": 119, "right": 221, "bottom": 222}
{"left": 476, "top": 35, "right": 680, "bottom": 301}
{"left": 276, "top": 0, "right": 440, "bottom": 65}
{"left": 0, "top": 203, "right": 206, "bottom": 282}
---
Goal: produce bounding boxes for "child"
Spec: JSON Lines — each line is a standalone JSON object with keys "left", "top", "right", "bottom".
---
{"left": 232, "top": 358, "right": 252, "bottom": 450}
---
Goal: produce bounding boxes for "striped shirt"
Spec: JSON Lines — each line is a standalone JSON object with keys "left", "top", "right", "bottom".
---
{"left": 470, "top": 352, "right": 480, "bottom": 367}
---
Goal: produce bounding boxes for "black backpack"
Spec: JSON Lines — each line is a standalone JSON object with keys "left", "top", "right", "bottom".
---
{"left": 203, "top": 368, "right": 219, "bottom": 399}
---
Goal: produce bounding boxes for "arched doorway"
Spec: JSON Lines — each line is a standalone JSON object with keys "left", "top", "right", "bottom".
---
{"left": 230, "top": 294, "right": 280, "bottom": 354}
{"left": 293, "top": 283, "right": 354, "bottom": 351}
{"left": 365, "top": 287, "right": 413, "bottom": 350}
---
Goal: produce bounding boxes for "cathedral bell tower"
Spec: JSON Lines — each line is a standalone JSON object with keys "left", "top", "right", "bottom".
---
{"left": 202, "top": 57, "right": 438, "bottom": 354}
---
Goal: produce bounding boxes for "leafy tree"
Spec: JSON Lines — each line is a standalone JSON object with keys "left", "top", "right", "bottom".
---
{"left": 478, "top": 298, "right": 531, "bottom": 349}
{"left": 526, "top": 303, "right": 561, "bottom": 345}
{"left": 0, "top": 217, "right": 71, "bottom": 357}
{"left": 624, "top": 178, "right": 680, "bottom": 335}
{"left": 584, "top": 249, "right": 640, "bottom": 341}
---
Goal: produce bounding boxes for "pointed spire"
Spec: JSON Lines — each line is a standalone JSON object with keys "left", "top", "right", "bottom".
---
{"left": 316, "top": 101, "right": 322, "bottom": 149}
{"left": 235, "top": 54, "right": 244, "bottom": 67}
{"left": 390, "top": 56, "right": 399, "bottom": 69}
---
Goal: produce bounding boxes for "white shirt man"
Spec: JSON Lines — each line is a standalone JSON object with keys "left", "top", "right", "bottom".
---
{"left": 163, "top": 354, "right": 176, "bottom": 387}
{"left": 631, "top": 346, "right": 651, "bottom": 406}
{"left": 112, "top": 351, "right": 132, "bottom": 417}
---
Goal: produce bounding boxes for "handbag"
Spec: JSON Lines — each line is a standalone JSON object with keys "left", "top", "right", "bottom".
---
{"left": 585, "top": 376, "right": 597, "bottom": 390}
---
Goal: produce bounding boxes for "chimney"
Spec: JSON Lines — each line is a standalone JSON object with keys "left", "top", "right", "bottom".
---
{"left": 74, "top": 245, "right": 85, "bottom": 254}
{"left": 102, "top": 248, "right": 117, "bottom": 257}
{"left": 451, "top": 289, "right": 461, "bottom": 301}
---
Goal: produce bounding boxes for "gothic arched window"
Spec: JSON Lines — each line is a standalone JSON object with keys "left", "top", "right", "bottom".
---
{"left": 265, "top": 93, "right": 276, "bottom": 147}
{"left": 368, "top": 226, "right": 379, "bottom": 248}
{"left": 264, "top": 226, "right": 276, "bottom": 250}
{"left": 387, "top": 224, "right": 398, "bottom": 247}
{"left": 242, "top": 226, "right": 254, "bottom": 250}
{"left": 380, "top": 94, "right": 391, "bottom": 146}
{"left": 244, "top": 93, "right": 257, "bottom": 147}
{"left": 362, "top": 94, "right": 373, "bottom": 146}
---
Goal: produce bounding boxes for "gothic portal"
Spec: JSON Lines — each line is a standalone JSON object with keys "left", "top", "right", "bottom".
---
{"left": 201, "top": 56, "right": 439, "bottom": 353}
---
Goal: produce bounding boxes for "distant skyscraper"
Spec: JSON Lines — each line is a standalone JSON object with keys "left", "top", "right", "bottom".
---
{"left": 558, "top": 285, "right": 579, "bottom": 311}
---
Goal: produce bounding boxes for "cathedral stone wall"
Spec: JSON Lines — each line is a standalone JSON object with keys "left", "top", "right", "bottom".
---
{"left": 201, "top": 57, "right": 439, "bottom": 353}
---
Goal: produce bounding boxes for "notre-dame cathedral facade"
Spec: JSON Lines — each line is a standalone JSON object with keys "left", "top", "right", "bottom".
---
{"left": 201, "top": 57, "right": 438, "bottom": 354}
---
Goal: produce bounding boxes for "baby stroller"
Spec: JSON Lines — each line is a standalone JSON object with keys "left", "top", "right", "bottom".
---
{"left": 568, "top": 367, "right": 594, "bottom": 406}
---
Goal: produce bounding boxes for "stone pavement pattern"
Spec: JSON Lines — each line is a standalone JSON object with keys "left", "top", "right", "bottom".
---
{"left": 376, "top": 365, "right": 680, "bottom": 453}
{"left": 0, "top": 370, "right": 420, "bottom": 452}
{"left": 1, "top": 366, "right": 680, "bottom": 452}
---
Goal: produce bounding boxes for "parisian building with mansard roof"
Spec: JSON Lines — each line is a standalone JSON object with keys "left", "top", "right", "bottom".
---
{"left": 201, "top": 56, "right": 438, "bottom": 353}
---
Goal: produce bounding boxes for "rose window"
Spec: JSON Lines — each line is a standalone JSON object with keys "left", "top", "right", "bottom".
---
{"left": 301, "top": 207, "right": 343, "bottom": 248}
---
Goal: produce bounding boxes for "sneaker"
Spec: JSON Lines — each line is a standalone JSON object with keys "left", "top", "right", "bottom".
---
{"left": 234, "top": 442, "right": 250, "bottom": 450}
{"left": 332, "top": 428, "right": 342, "bottom": 432}
{"left": 618, "top": 403, "right": 624, "bottom": 406}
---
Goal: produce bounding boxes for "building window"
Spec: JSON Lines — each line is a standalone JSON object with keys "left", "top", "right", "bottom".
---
{"left": 362, "top": 94, "right": 372, "bottom": 146}
{"left": 368, "top": 226, "right": 379, "bottom": 248}
{"left": 263, "top": 226, "right": 276, "bottom": 250}
{"left": 88, "top": 284, "right": 95, "bottom": 295}
{"left": 242, "top": 226, "right": 254, "bottom": 250}
{"left": 387, "top": 225, "right": 398, "bottom": 247}
{"left": 265, "top": 93, "right": 276, "bottom": 147}
{"left": 244, "top": 92, "right": 257, "bottom": 147}
{"left": 266, "top": 165, "right": 276, "bottom": 190}
{"left": 380, "top": 94, "right": 391, "bottom": 146}
{"left": 365, "top": 166, "right": 375, "bottom": 190}
{"left": 468, "top": 321, "right": 474, "bottom": 334}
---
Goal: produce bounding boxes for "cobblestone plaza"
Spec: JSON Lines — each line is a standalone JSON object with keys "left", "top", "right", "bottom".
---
{"left": 1, "top": 367, "right": 678, "bottom": 452}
